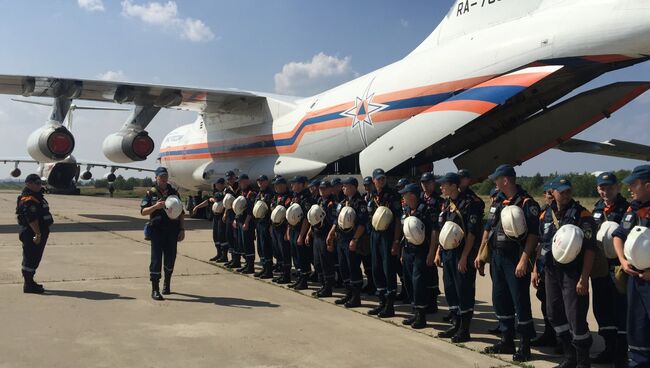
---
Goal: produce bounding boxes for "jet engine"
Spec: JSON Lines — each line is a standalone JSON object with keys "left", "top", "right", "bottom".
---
{"left": 26, "top": 123, "right": 75, "bottom": 162}
{"left": 81, "top": 170, "right": 92, "bottom": 180}
{"left": 104, "top": 172, "right": 117, "bottom": 182}
{"left": 10, "top": 168, "right": 21, "bottom": 177}
{"left": 102, "top": 130, "right": 155, "bottom": 163}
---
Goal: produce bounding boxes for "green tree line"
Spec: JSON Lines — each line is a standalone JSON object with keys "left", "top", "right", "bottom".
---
{"left": 90, "top": 176, "right": 154, "bottom": 191}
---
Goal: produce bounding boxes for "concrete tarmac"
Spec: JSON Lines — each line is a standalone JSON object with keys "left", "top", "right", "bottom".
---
{"left": 0, "top": 191, "right": 607, "bottom": 368}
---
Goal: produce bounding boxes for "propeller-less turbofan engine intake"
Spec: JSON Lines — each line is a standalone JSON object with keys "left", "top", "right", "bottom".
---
{"left": 10, "top": 168, "right": 21, "bottom": 177}
{"left": 81, "top": 170, "right": 92, "bottom": 180}
{"left": 104, "top": 172, "right": 116, "bottom": 182}
{"left": 26, "top": 122, "right": 75, "bottom": 162}
{"left": 102, "top": 130, "right": 155, "bottom": 163}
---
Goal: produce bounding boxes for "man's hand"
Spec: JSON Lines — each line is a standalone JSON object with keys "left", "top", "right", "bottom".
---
{"left": 391, "top": 240, "right": 400, "bottom": 256}
{"left": 474, "top": 257, "right": 485, "bottom": 276}
{"left": 327, "top": 236, "right": 335, "bottom": 252}
{"left": 177, "top": 229, "right": 185, "bottom": 242}
{"left": 515, "top": 259, "right": 528, "bottom": 278}
{"left": 531, "top": 271, "right": 539, "bottom": 289}
{"left": 349, "top": 239, "right": 357, "bottom": 252}
{"left": 297, "top": 235, "right": 304, "bottom": 246}
{"left": 191, "top": 208, "right": 198, "bottom": 216}
{"left": 576, "top": 276, "right": 589, "bottom": 296}
{"left": 622, "top": 259, "right": 641, "bottom": 277}
{"left": 243, "top": 222, "right": 248, "bottom": 231}
{"left": 32, "top": 233, "right": 41, "bottom": 245}
{"left": 434, "top": 253, "right": 442, "bottom": 268}
{"left": 639, "top": 270, "right": 650, "bottom": 281}
{"left": 426, "top": 251, "right": 436, "bottom": 267}
{"left": 458, "top": 255, "right": 468, "bottom": 274}
{"left": 154, "top": 201, "right": 166, "bottom": 210}
{"left": 306, "top": 234, "right": 312, "bottom": 245}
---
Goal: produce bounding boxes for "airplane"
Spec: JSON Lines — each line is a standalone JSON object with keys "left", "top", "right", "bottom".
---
{"left": 1, "top": 0, "right": 650, "bottom": 200}
{"left": 2, "top": 100, "right": 154, "bottom": 194}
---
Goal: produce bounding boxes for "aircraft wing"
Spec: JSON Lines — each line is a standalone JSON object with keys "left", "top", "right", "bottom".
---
{"left": 556, "top": 138, "right": 650, "bottom": 161}
{"left": 358, "top": 65, "right": 565, "bottom": 175}
{"left": 2, "top": 158, "right": 154, "bottom": 173}
{"left": 0, "top": 74, "right": 270, "bottom": 114}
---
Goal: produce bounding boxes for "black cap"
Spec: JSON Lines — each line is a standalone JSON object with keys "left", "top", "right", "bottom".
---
{"left": 623, "top": 165, "right": 650, "bottom": 184}
{"left": 488, "top": 164, "right": 516, "bottom": 180}
{"left": 238, "top": 173, "right": 249, "bottom": 180}
{"left": 331, "top": 178, "right": 342, "bottom": 186}
{"left": 309, "top": 179, "right": 321, "bottom": 188}
{"left": 363, "top": 176, "right": 373, "bottom": 185}
{"left": 155, "top": 167, "right": 168, "bottom": 176}
{"left": 457, "top": 169, "right": 471, "bottom": 179}
{"left": 342, "top": 177, "right": 358, "bottom": 186}
{"left": 319, "top": 180, "right": 332, "bottom": 188}
{"left": 273, "top": 177, "right": 287, "bottom": 185}
{"left": 399, "top": 183, "right": 420, "bottom": 195}
{"left": 420, "top": 172, "right": 435, "bottom": 182}
{"left": 257, "top": 175, "right": 269, "bottom": 182}
{"left": 372, "top": 168, "right": 386, "bottom": 179}
{"left": 289, "top": 176, "right": 308, "bottom": 184}
{"left": 437, "top": 172, "right": 461, "bottom": 185}
{"left": 215, "top": 178, "right": 225, "bottom": 185}
{"left": 225, "top": 170, "right": 236, "bottom": 178}
{"left": 397, "top": 178, "right": 410, "bottom": 188}
{"left": 596, "top": 172, "right": 617, "bottom": 186}
{"left": 553, "top": 177, "right": 572, "bottom": 192}
{"left": 25, "top": 173, "right": 42, "bottom": 184}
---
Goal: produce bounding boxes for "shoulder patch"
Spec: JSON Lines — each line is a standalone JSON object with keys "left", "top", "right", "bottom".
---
{"left": 150, "top": 187, "right": 157, "bottom": 194}
{"left": 529, "top": 206, "right": 539, "bottom": 217}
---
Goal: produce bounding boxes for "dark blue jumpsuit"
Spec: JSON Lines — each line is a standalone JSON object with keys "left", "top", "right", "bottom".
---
{"left": 335, "top": 192, "right": 368, "bottom": 290}
{"left": 368, "top": 186, "right": 401, "bottom": 298}
{"left": 312, "top": 195, "right": 337, "bottom": 284}
{"left": 402, "top": 199, "right": 437, "bottom": 310}
{"left": 16, "top": 188, "right": 53, "bottom": 279}
{"left": 289, "top": 189, "right": 313, "bottom": 278}
{"left": 254, "top": 187, "right": 274, "bottom": 270}
{"left": 270, "top": 191, "right": 293, "bottom": 277}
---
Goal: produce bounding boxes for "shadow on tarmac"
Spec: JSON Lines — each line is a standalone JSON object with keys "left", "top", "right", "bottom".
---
{"left": 44, "top": 289, "right": 136, "bottom": 301}
{"left": 166, "top": 292, "right": 280, "bottom": 309}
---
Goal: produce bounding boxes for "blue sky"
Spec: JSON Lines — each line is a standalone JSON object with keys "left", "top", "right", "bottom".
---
{"left": 0, "top": 0, "right": 648, "bottom": 180}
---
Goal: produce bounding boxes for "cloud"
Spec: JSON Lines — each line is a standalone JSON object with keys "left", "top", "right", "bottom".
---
{"left": 78, "top": 0, "right": 105, "bottom": 12}
{"left": 274, "top": 52, "right": 358, "bottom": 96}
{"left": 96, "top": 70, "right": 127, "bottom": 81}
{"left": 121, "top": 0, "right": 215, "bottom": 42}
{"left": 400, "top": 19, "right": 409, "bottom": 28}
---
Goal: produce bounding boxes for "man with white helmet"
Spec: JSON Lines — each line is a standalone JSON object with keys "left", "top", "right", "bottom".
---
{"left": 419, "top": 172, "right": 442, "bottom": 314}
{"left": 479, "top": 165, "right": 540, "bottom": 362}
{"left": 399, "top": 183, "right": 438, "bottom": 329}
{"left": 590, "top": 172, "right": 629, "bottom": 366}
{"left": 367, "top": 168, "right": 402, "bottom": 318}
{"left": 535, "top": 177, "right": 596, "bottom": 368}
{"left": 327, "top": 177, "right": 368, "bottom": 308}
{"left": 435, "top": 172, "right": 484, "bottom": 343}
{"left": 234, "top": 174, "right": 257, "bottom": 274}
{"left": 253, "top": 175, "right": 274, "bottom": 279}
{"left": 192, "top": 177, "right": 227, "bottom": 262}
{"left": 223, "top": 170, "right": 240, "bottom": 268}
{"left": 306, "top": 180, "right": 338, "bottom": 298}
{"left": 612, "top": 165, "right": 650, "bottom": 368}
{"left": 270, "top": 177, "right": 293, "bottom": 284}
{"left": 285, "top": 176, "right": 314, "bottom": 290}
{"left": 140, "top": 167, "right": 185, "bottom": 300}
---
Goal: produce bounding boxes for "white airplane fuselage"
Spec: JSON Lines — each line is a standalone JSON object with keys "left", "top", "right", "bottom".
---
{"left": 161, "top": 0, "right": 650, "bottom": 191}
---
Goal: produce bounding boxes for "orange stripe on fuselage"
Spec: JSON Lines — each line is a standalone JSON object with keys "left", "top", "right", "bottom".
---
{"left": 425, "top": 100, "right": 497, "bottom": 115}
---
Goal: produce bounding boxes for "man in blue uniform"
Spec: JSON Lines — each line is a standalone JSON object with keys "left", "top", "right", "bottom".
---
{"left": 612, "top": 165, "right": 650, "bottom": 368}
{"left": 140, "top": 167, "right": 185, "bottom": 300}
{"left": 192, "top": 178, "right": 227, "bottom": 262}
{"left": 270, "top": 177, "right": 293, "bottom": 284}
{"left": 223, "top": 170, "right": 239, "bottom": 268}
{"left": 254, "top": 175, "right": 275, "bottom": 279}
{"left": 419, "top": 172, "right": 442, "bottom": 314}
{"left": 307, "top": 180, "right": 337, "bottom": 298}
{"left": 286, "top": 176, "right": 313, "bottom": 290}
{"left": 235, "top": 174, "right": 257, "bottom": 274}
{"left": 16, "top": 174, "right": 53, "bottom": 294}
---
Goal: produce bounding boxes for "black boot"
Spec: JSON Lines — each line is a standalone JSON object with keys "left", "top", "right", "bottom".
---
{"left": 210, "top": 243, "right": 221, "bottom": 261}
{"left": 151, "top": 281, "right": 164, "bottom": 301}
{"left": 335, "top": 286, "right": 352, "bottom": 305}
{"left": 292, "top": 275, "right": 309, "bottom": 290}
{"left": 344, "top": 286, "right": 361, "bottom": 308}
{"left": 484, "top": 332, "right": 515, "bottom": 354}
{"left": 22, "top": 272, "right": 44, "bottom": 294}
{"left": 260, "top": 263, "right": 274, "bottom": 279}
{"left": 554, "top": 335, "right": 577, "bottom": 368}
{"left": 275, "top": 268, "right": 292, "bottom": 284}
{"left": 451, "top": 313, "right": 472, "bottom": 343}
{"left": 362, "top": 276, "right": 376, "bottom": 296}
{"left": 438, "top": 315, "right": 460, "bottom": 338}
{"left": 216, "top": 246, "right": 229, "bottom": 263}
{"left": 513, "top": 337, "right": 532, "bottom": 362}
{"left": 614, "top": 334, "right": 628, "bottom": 368}
{"left": 315, "top": 280, "right": 333, "bottom": 298}
{"left": 531, "top": 320, "right": 558, "bottom": 347}
{"left": 411, "top": 308, "right": 427, "bottom": 329}
{"left": 402, "top": 313, "right": 417, "bottom": 326}
{"left": 576, "top": 345, "right": 590, "bottom": 368}
{"left": 228, "top": 255, "right": 241, "bottom": 269}
{"left": 487, "top": 324, "right": 501, "bottom": 335}
{"left": 254, "top": 261, "right": 266, "bottom": 277}
{"left": 442, "top": 310, "right": 454, "bottom": 323}
{"left": 592, "top": 334, "right": 615, "bottom": 364}
{"left": 368, "top": 294, "right": 386, "bottom": 316}
{"left": 241, "top": 257, "right": 255, "bottom": 274}
{"left": 162, "top": 272, "right": 172, "bottom": 295}
{"left": 378, "top": 294, "right": 395, "bottom": 318}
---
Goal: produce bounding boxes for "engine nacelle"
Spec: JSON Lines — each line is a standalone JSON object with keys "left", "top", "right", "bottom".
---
{"left": 102, "top": 130, "right": 155, "bottom": 163}
{"left": 10, "top": 168, "right": 21, "bottom": 178}
{"left": 104, "top": 173, "right": 116, "bottom": 182}
{"left": 81, "top": 171, "right": 92, "bottom": 180}
{"left": 26, "top": 123, "right": 75, "bottom": 162}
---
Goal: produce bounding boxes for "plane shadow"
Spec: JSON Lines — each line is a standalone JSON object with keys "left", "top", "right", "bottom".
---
{"left": 165, "top": 292, "right": 280, "bottom": 309}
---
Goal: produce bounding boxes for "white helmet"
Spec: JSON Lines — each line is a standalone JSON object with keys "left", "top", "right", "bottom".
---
{"left": 439, "top": 221, "right": 464, "bottom": 250}
{"left": 271, "top": 205, "right": 287, "bottom": 224}
{"left": 307, "top": 204, "right": 326, "bottom": 226}
{"left": 552, "top": 224, "right": 584, "bottom": 264}
{"left": 372, "top": 206, "right": 394, "bottom": 231}
{"left": 253, "top": 200, "right": 269, "bottom": 219}
{"left": 164, "top": 195, "right": 183, "bottom": 220}
{"left": 500, "top": 205, "right": 528, "bottom": 238}
{"left": 597, "top": 221, "right": 620, "bottom": 259}
{"left": 338, "top": 206, "right": 357, "bottom": 231}
{"left": 212, "top": 201, "right": 225, "bottom": 214}
{"left": 233, "top": 196, "right": 247, "bottom": 216}
{"left": 286, "top": 203, "right": 304, "bottom": 226}
{"left": 403, "top": 216, "right": 426, "bottom": 246}
{"left": 223, "top": 193, "right": 235, "bottom": 209}
{"left": 624, "top": 226, "right": 650, "bottom": 270}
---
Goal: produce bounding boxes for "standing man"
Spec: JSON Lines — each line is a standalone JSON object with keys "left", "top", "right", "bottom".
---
{"left": 235, "top": 174, "right": 257, "bottom": 274}
{"left": 612, "top": 165, "right": 650, "bottom": 368}
{"left": 270, "top": 177, "right": 293, "bottom": 284}
{"left": 480, "top": 165, "right": 540, "bottom": 362}
{"left": 591, "top": 172, "right": 629, "bottom": 366}
{"left": 327, "top": 177, "right": 368, "bottom": 308}
{"left": 223, "top": 170, "right": 239, "bottom": 268}
{"left": 536, "top": 177, "right": 595, "bottom": 367}
{"left": 308, "top": 180, "right": 337, "bottom": 298}
{"left": 140, "top": 167, "right": 185, "bottom": 300}
{"left": 420, "top": 172, "right": 442, "bottom": 314}
{"left": 192, "top": 178, "right": 227, "bottom": 262}
{"left": 254, "top": 175, "right": 275, "bottom": 278}
{"left": 286, "top": 176, "right": 313, "bottom": 290}
{"left": 16, "top": 174, "right": 53, "bottom": 294}
{"left": 435, "top": 172, "right": 483, "bottom": 343}
{"left": 367, "top": 168, "right": 402, "bottom": 318}
{"left": 361, "top": 176, "right": 375, "bottom": 295}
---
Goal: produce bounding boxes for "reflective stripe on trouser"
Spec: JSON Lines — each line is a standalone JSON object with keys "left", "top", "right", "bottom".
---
{"left": 370, "top": 229, "right": 398, "bottom": 295}
{"left": 271, "top": 224, "right": 291, "bottom": 271}
{"left": 337, "top": 234, "right": 363, "bottom": 288}
{"left": 255, "top": 221, "right": 273, "bottom": 265}
{"left": 313, "top": 233, "right": 335, "bottom": 281}
{"left": 20, "top": 228, "right": 49, "bottom": 276}
{"left": 403, "top": 245, "right": 429, "bottom": 308}
{"left": 545, "top": 262, "right": 592, "bottom": 348}
{"left": 149, "top": 228, "right": 178, "bottom": 281}
{"left": 290, "top": 227, "right": 311, "bottom": 276}
{"left": 441, "top": 246, "right": 476, "bottom": 316}
{"left": 592, "top": 273, "right": 618, "bottom": 338}
{"left": 628, "top": 276, "right": 650, "bottom": 367}
{"left": 490, "top": 247, "right": 535, "bottom": 338}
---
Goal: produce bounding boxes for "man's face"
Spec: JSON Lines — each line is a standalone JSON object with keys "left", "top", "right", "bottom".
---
{"left": 258, "top": 180, "right": 268, "bottom": 191}
{"left": 291, "top": 182, "right": 304, "bottom": 192}
{"left": 240, "top": 179, "right": 250, "bottom": 189}
{"left": 274, "top": 183, "right": 287, "bottom": 193}
{"left": 553, "top": 188, "right": 573, "bottom": 206}
{"left": 319, "top": 187, "right": 329, "bottom": 197}
{"left": 26, "top": 180, "right": 42, "bottom": 192}
{"left": 597, "top": 183, "right": 619, "bottom": 202}
{"left": 227, "top": 176, "right": 236, "bottom": 186}
{"left": 343, "top": 184, "right": 357, "bottom": 197}
{"left": 157, "top": 174, "right": 169, "bottom": 186}
{"left": 421, "top": 181, "right": 435, "bottom": 193}
{"left": 628, "top": 179, "right": 650, "bottom": 202}
{"left": 460, "top": 177, "right": 471, "bottom": 189}
{"left": 544, "top": 190, "right": 554, "bottom": 204}
{"left": 309, "top": 186, "right": 318, "bottom": 195}
{"left": 373, "top": 176, "right": 386, "bottom": 189}
{"left": 494, "top": 176, "right": 507, "bottom": 191}
{"left": 215, "top": 183, "right": 225, "bottom": 191}
{"left": 440, "top": 182, "right": 457, "bottom": 197}
{"left": 403, "top": 192, "right": 417, "bottom": 205}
